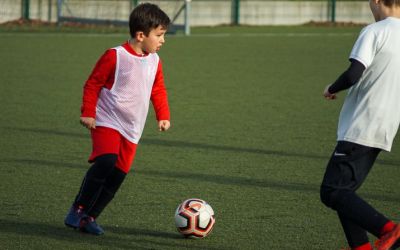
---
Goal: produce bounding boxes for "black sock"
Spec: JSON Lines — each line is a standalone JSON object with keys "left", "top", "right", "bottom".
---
{"left": 87, "top": 167, "right": 127, "bottom": 218}
{"left": 73, "top": 154, "right": 118, "bottom": 210}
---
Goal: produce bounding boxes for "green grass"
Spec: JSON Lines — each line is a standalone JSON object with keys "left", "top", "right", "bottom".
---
{"left": 1, "top": 26, "right": 400, "bottom": 249}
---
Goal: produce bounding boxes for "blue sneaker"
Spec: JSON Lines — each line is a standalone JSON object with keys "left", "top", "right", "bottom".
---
{"left": 64, "top": 205, "right": 86, "bottom": 229}
{"left": 79, "top": 216, "right": 104, "bottom": 235}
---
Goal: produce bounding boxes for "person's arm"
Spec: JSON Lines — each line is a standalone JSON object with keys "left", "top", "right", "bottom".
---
{"left": 151, "top": 60, "right": 170, "bottom": 131}
{"left": 323, "top": 59, "right": 365, "bottom": 99}
{"left": 80, "top": 49, "right": 116, "bottom": 129}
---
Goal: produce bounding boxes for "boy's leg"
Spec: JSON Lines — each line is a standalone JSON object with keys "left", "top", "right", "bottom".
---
{"left": 338, "top": 213, "right": 370, "bottom": 248}
{"left": 86, "top": 167, "right": 126, "bottom": 218}
{"left": 73, "top": 154, "right": 117, "bottom": 209}
{"left": 86, "top": 137, "right": 137, "bottom": 219}
{"left": 65, "top": 154, "right": 117, "bottom": 229}
{"left": 320, "top": 141, "right": 389, "bottom": 247}
{"left": 65, "top": 127, "right": 121, "bottom": 230}
{"left": 73, "top": 154, "right": 118, "bottom": 235}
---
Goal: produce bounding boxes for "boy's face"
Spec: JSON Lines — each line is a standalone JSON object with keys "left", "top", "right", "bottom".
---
{"left": 141, "top": 25, "right": 167, "bottom": 54}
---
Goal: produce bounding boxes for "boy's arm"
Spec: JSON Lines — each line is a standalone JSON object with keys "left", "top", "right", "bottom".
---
{"left": 151, "top": 60, "right": 170, "bottom": 123}
{"left": 81, "top": 49, "right": 116, "bottom": 118}
{"left": 323, "top": 59, "right": 365, "bottom": 99}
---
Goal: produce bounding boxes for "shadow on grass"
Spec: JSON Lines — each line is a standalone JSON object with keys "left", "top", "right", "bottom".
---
{"left": 137, "top": 169, "right": 400, "bottom": 203}
{"left": 140, "top": 169, "right": 314, "bottom": 193}
{"left": 7, "top": 127, "right": 88, "bottom": 139}
{"left": 0, "top": 218, "right": 217, "bottom": 250}
{"left": 1, "top": 158, "right": 84, "bottom": 169}
{"left": 108, "top": 225, "right": 181, "bottom": 239}
{"left": 3, "top": 157, "right": 397, "bottom": 203}
{"left": 7, "top": 127, "right": 400, "bottom": 166}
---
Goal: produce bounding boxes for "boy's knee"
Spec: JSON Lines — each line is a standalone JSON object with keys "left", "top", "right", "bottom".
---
{"left": 321, "top": 184, "right": 356, "bottom": 211}
{"left": 320, "top": 185, "right": 339, "bottom": 209}
{"left": 89, "top": 154, "right": 118, "bottom": 179}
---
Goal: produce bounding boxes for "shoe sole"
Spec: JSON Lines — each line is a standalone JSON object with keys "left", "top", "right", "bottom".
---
{"left": 64, "top": 221, "right": 79, "bottom": 229}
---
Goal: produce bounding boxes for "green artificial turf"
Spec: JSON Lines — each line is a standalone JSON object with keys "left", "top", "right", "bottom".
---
{"left": 1, "top": 25, "right": 399, "bottom": 249}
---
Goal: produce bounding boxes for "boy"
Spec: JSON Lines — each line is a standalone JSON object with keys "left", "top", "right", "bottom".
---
{"left": 64, "top": 3, "right": 171, "bottom": 235}
{"left": 320, "top": 0, "right": 400, "bottom": 249}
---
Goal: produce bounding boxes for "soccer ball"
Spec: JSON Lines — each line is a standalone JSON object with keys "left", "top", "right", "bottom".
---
{"left": 174, "top": 198, "right": 215, "bottom": 238}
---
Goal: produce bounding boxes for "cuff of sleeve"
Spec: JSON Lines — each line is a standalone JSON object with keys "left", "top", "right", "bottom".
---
{"left": 81, "top": 108, "right": 96, "bottom": 118}
{"left": 156, "top": 114, "right": 170, "bottom": 121}
{"left": 328, "top": 85, "right": 336, "bottom": 94}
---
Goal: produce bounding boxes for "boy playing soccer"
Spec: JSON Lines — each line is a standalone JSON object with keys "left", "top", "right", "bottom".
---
{"left": 64, "top": 3, "right": 171, "bottom": 235}
{"left": 320, "top": 0, "right": 400, "bottom": 249}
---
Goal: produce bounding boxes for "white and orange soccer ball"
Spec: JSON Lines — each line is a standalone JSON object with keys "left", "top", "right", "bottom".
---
{"left": 174, "top": 198, "right": 215, "bottom": 238}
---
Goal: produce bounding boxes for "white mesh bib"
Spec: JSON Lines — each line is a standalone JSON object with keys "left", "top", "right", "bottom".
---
{"left": 95, "top": 46, "right": 159, "bottom": 143}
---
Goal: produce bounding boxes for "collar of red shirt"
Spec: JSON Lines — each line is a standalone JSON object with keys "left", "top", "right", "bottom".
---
{"left": 122, "top": 41, "right": 149, "bottom": 57}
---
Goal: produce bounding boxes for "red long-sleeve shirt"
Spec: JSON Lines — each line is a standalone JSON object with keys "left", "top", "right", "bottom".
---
{"left": 81, "top": 42, "right": 170, "bottom": 122}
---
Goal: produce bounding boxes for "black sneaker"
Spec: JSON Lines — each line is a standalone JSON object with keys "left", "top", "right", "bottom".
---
{"left": 79, "top": 216, "right": 104, "bottom": 235}
{"left": 64, "top": 205, "right": 86, "bottom": 229}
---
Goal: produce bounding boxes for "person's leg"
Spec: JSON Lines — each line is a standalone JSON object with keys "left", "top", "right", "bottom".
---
{"left": 86, "top": 167, "right": 126, "bottom": 218}
{"left": 338, "top": 213, "right": 370, "bottom": 249}
{"left": 320, "top": 141, "right": 388, "bottom": 248}
{"left": 65, "top": 127, "right": 120, "bottom": 230}
{"left": 86, "top": 137, "right": 137, "bottom": 219}
{"left": 75, "top": 154, "right": 118, "bottom": 235}
{"left": 64, "top": 154, "right": 117, "bottom": 230}
{"left": 74, "top": 154, "right": 118, "bottom": 209}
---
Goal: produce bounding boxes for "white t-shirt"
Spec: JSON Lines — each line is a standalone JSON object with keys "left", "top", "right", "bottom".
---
{"left": 337, "top": 17, "right": 400, "bottom": 151}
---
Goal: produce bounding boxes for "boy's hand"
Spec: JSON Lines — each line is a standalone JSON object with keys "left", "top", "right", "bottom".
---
{"left": 80, "top": 117, "right": 96, "bottom": 129}
{"left": 323, "top": 85, "right": 337, "bottom": 100}
{"left": 158, "top": 120, "right": 170, "bottom": 131}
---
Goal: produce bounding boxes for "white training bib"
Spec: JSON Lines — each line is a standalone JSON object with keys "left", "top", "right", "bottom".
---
{"left": 95, "top": 46, "right": 159, "bottom": 143}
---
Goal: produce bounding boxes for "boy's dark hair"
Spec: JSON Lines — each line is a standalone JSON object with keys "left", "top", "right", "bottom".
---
{"left": 129, "top": 3, "right": 170, "bottom": 37}
{"left": 382, "top": 0, "right": 400, "bottom": 6}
